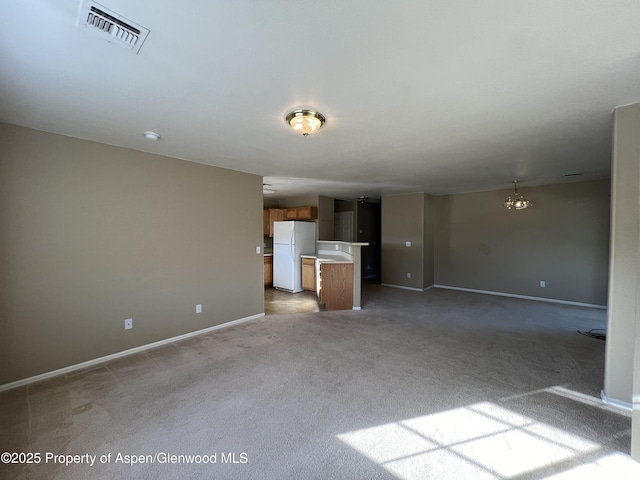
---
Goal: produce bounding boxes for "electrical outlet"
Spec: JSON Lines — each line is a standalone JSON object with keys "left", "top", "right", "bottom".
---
{"left": 124, "top": 318, "right": 132, "bottom": 330}
{"left": 540, "top": 281, "right": 546, "bottom": 287}
{"left": 407, "top": 272, "right": 411, "bottom": 279}
{"left": 196, "top": 304, "right": 202, "bottom": 314}
{"left": 405, "top": 241, "right": 411, "bottom": 247}
{"left": 256, "top": 246, "right": 261, "bottom": 254}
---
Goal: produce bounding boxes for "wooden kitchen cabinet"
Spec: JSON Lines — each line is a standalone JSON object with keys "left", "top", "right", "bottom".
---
{"left": 267, "top": 206, "right": 316, "bottom": 236}
{"left": 301, "top": 257, "right": 316, "bottom": 291}
{"left": 263, "top": 209, "right": 270, "bottom": 236}
{"left": 268, "top": 209, "right": 285, "bottom": 237}
{"left": 319, "top": 262, "right": 353, "bottom": 310}
{"left": 264, "top": 255, "right": 273, "bottom": 287}
{"left": 285, "top": 208, "right": 298, "bottom": 220}
{"left": 284, "top": 206, "right": 318, "bottom": 220}
{"left": 295, "top": 206, "right": 317, "bottom": 220}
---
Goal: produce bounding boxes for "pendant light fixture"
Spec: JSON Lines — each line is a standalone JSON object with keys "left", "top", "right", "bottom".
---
{"left": 503, "top": 180, "right": 532, "bottom": 210}
{"left": 286, "top": 110, "right": 325, "bottom": 136}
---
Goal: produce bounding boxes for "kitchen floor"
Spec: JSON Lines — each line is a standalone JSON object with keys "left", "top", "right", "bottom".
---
{"left": 264, "top": 287, "right": 324, "bottom": 315}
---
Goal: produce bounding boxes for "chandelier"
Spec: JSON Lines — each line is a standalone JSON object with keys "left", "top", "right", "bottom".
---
{"left": 503, "top": 180, "right": 532, "bottom": 210}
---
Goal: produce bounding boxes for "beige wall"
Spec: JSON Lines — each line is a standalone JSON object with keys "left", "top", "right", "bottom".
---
{"left": 277, "top": 195, "right": 318, "bottom": 208}
{"left": 604, "top": 105, "right": 640, "bottom": 413}
{"left": 317, "top": 195, "right": 335, "bottom": 241}
{"left": 434, "top": 180, "right": 610, "bottom": 305}
{"left": 0, "top": 123, "right": 264, "bottom": 385}
{"left": 263, "top": 198, "right": 280, "bottom": 209}
{"left": 381, "top": 193, "right": 427, "bottom": 289}
{"left": 423, "top": 194, "right": 435, "bottom": 288}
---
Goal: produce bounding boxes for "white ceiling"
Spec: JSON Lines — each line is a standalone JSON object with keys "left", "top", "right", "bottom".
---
{"left": 2, "top": 1, "right": 639, "bottom": 199}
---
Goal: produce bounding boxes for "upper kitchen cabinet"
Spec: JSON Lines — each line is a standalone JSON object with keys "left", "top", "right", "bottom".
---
{"left": 285, "top": 208, "right": 297, "bottom": 220}
{"left": 268, "top": 209, "right": 285, "bottom": 237}
{"left": 285, "top": 206, "right": 318, "bottom": 221}
{"left": 263, "top": 209, "right": 270, "bottom": 237}
{"left": 265, "top": 206, "right": 317, "bottom": 236}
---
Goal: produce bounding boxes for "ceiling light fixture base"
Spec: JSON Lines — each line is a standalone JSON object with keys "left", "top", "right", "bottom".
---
{"left": 286, "top": 110, "right": 325, "bottom": 136}
{"left": 143, "top": 131, "right": 160, "bottom": 141}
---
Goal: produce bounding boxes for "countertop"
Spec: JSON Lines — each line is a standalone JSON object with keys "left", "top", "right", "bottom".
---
{"left": 301, "top": 254, "right": 353, "bottom": 264}
{"left": 316, "top": 240, "right": 369, "bottom": 247}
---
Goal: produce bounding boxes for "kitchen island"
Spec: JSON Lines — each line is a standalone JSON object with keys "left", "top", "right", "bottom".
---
{"left": 301, "top": 240, "right": 368, "bottom": 310}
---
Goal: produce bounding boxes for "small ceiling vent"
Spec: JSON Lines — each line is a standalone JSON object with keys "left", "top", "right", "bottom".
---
{"left": 77, "top": 1, "right": 149, "bottom": 54}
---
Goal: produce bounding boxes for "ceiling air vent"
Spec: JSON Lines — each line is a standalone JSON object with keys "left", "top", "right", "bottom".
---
{"left": 77, "top": 1, "right": 149, "bottom": 54}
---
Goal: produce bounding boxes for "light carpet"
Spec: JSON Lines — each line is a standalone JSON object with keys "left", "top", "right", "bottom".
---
{"left": 1, "top": 284, "right": 637, "bottom": 479}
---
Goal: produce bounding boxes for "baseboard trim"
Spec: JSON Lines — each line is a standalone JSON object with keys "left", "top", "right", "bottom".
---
{"left": 381, "top": 283, "right": 428, "bottom": 292}
{"left": 433, "top": 285, "right": 607, "bottom": 309}
{"left": 600, "top": 390, "right": 633, "bottom": 411}
{"left": 0, "top": 312, "right": 265, "bottom": 393}
{"left": 352, "top": 306, "right": 362, "bottom": 310}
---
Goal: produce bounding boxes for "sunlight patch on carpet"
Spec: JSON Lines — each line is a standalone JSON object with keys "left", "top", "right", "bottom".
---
{"left": 337, "top": 401, "right": 637, "bottom": 479}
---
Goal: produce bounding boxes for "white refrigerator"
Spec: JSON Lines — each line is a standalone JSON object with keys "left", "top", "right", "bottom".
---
{"left": 273, "top": 221, "right": 316, "bottom": 293}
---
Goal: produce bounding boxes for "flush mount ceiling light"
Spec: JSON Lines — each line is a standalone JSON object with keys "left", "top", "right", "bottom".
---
{"left": 504, "top": 180, "right": 533, "bottom": 210}
{"left": 143, "top": 131, "right": 160, "bottom": 140}
{"left": 286, "top": 110, "right": 325, "bottom": 136}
